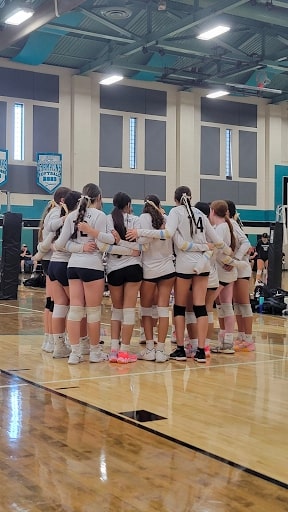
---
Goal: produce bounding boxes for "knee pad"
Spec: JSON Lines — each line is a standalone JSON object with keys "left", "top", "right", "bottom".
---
{"left": 173, "top": 304, "right": 186, "bottom": 317}
{"left": 239, "top": 304, "right": 253, "bottom": 318}
{"left": 86, "top": 306, "right": 101, "bottom": 323}
{"left": 111, "top": 307, "right": 123, "bottom": 322}
{"left": 216, "top": 304, "right": 224, "bottom": 318}
{"left": 53, "top": 304, "right": 69, "bottom": 319}
{"left": 193, "top": 304, "right": 207, "bottom": 318}
{"left": 49, "top": 300, "right": 54, "bottom": 313}
{"left": 152, "top": 305, "right": 158, "bottom": 319}
{"left": 233, "top": 303, "right": 241, "bottom": 316}
{"left": 45, "top": 297, "right": 52, "bottom": 310}
{"left": 157, "top": 306, "right": 169, "bottom": 318}
{"left": 123, "top": 308, "right": 135, "bottom": 325}
{"left": 185, "top": 311, "right": 196, "bottom": 324}
{"left": 221, "top": 303, "right": 234, "bottom": 317}
{"left": 207, "top": 312, "right": 214, "bottom": 324}
{"left": 141, "top": 307, "right": 153, "bottom": 317}
{"left": 68, "top": 305, "right": 85, "bottom": 322}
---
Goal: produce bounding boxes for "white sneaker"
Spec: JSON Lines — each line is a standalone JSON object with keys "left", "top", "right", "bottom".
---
{"left": 170, "top": 330, "right": 177, "bottom": 343}
{"left": 155, "top": 350, "right": 169, "bottom": 362}
{"left": 89, "top": 347, "right": 109, "bottom": 363}
{"left": 43, "top": 335, "right": 54, "bottom": 353}
{"left": 137, "top": 348, "right": 156, "bottom": 361}
{"left": 53, "top": 339, "right": 71, "bottom": 358}
{"left": 80, "top": 336, "right": 90, "bottom": 355}
{"left": 68, "top": 352, "right": 84, "bottom": 365}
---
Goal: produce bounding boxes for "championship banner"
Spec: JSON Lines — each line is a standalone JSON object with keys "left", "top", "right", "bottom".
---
{"left": 0, "top": 149, "right": 8, "bottom": 186}
{"left": 36, "top": 152, "right": 62, "bottom": 194}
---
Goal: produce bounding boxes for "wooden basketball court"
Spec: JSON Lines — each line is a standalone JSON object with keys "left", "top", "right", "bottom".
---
{"left": 0, "top": 277, "right": 287, "bottom": 511}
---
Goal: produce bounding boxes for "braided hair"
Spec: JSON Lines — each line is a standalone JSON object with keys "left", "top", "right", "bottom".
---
{"left": 71, "top": 183, "right": 101, "bottom": 240}
{"left": 111, "top": 192, "right": 131, "bottom": 240}
{"left": 210, "top": 200, "right": 236, "bottom": 252}
{"left": 174, "top": 186, "right": 197, "bottom": 237}
{"left": 143, "top": 194, "right": 164, "bottom": 229}
{"left": 38, "top": 186, "right": 71, "bottom": 242}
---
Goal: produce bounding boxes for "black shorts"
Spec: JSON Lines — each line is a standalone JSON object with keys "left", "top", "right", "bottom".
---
{"left": 219, "top": 280, "right": 232, "bottom": 287}
{"left": 143, "top": 271, "right": 176, "bottom": 283}
{"left": 107, "top": 264, "right": 143, "bottom": 286}
{"left": 41, "top": 259, "right": 50, "bottom": 275}
{"left": 67, "top": 267, "right": 104, "bottom": 283}
{"left": 48, "top": 261, "right": 69, "bottom": 287}
{"left": 176, "top": 272, "right": 210, "bottom": 279}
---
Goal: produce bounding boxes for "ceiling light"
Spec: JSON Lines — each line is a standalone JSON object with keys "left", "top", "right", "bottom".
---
{"left": 197, "top": 25, "right": 230, "bottom": 41}
{"left": 99, "top": 75, "right": 124, "bottom": 85}
{"left": 226, "top": 83, "right": 282, "bottom": 94}
{"left": 5, "top": 8, "right": 34, "bottom": 25}
{"left": 206, "top": 90, "right": 229, "bottom": 99}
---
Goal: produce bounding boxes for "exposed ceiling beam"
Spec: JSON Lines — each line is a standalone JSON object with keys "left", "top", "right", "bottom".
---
{"left": 231, "top": 3, "right": 288, "bottom": 29}
{"left": 79, "top": 8, "right": 141, "bottom": 42}
{"left": 0, "top": 0, "right": 87, "bottom": 52}
{"left": 79, "top": 0, "right": 250, "bottom": 74}
{"left": 43, "top": 23, "right": 136, "bottom": 44}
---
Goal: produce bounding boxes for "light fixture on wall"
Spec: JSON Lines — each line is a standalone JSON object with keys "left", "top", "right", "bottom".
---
{"left": 99, "top": 75, "right": 124, "bottom": 85}
{"left": 197, "top": 25, "right": 230, "bottom": 40}
{"left": 4, "top": 8, "right": 34, "bottom": 25}
{"left": 206, "top": 90, "right": 229, "bottom": 99}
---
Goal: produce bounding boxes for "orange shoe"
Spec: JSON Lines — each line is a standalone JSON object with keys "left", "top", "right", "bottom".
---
{"left": 235, "top": 341, "right": 255, "bottom": 352}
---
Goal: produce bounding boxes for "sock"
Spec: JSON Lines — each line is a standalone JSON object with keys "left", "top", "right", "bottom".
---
{"left": 205, "top": 338, "right": 210, "bottom": 347}
{"left": 111, "top": 339, "right": 120, "bottom": 351}
{"left": 245, "top": 334, "right": 253, "bottom": 343}
{"left": 120, "top": 343, "right": 130, "bottom": 352}
{"left": 146, "top": 340, "right": 154, "bottom": 350}
{"left": 224, "top": 333, "right": 234, "bottom": 345}
{"left": 71, "top": 343, "right": 81, "bottom": 355}
{"left": 90, "top": 344, "right": 101, "bottom": 353}
{"left": 238, "top": 331, "right": 245, "bottom": 341}
{"left": 156, "top": 342, "right": 165, "bottom": 351}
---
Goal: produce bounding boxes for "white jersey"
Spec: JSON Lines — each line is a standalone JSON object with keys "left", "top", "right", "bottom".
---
{"left": 38, "top": 231, "right": 70, "bottom": 263}
{"left": 106, "top": 213, "right": 143, "bottom": 274}
{"left": 54, "top": 208, "right": 114, "bottom": 271}
{"left": 214, "top": 222, "right": 237, "bottom": 283}
{"left": 136, "top": 206, "right": 226, "bottom": 275}
{"left": 41, "top": 205, "right": 63, "bottom": 261}
{"left": 231, "top": 219, "right": 252, "bottom": 279}
{"left": 139, "top": 213, "right": 175, "bottom": 279}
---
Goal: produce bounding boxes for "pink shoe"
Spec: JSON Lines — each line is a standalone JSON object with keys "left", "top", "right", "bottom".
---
{"left": 204, "top": 345, "right": 211, "bottom": 357}
{"left": 117, "top": 351, "right": 138, "bottom": 363}
{"left": 109, "top": 350, "right": 118, "bottom": 363}
{"left": 235, "top": 341, "right": 255, "bottom": 352}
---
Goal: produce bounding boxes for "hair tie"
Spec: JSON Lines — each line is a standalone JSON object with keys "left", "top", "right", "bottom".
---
{"left": 146, "top": 199, "right": 163, "bottom": 215}
{"left": 81, "top": 195, "right": 91, "bottom": 207}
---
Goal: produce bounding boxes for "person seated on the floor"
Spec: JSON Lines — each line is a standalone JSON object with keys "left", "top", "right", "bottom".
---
{"left": 20, "top": 244, "right": 37, "bottom": 275}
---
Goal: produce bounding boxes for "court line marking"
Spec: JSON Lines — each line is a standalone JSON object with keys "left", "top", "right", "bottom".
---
{"left": 1, "top": 367, "right": 287, "bottom": 491}
{"left": 0, "top": 304, "right": 43, "bottom": 313}
{"left": 37, "top": 355, "right": 288, "bottom": 385}
{"left": 0, "top": 383, "right": 28, "bottom": 388}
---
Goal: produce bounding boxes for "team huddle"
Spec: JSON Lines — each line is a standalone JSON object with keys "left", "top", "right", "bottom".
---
{"left": 36, "top": 183, "right": 255, "bottom": 365}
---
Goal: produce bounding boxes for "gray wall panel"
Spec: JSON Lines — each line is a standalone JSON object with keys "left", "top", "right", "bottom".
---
{"left": 200, "top": 126, "right": 220, "bottom": 175}
{"left": 100, "top": 85, "right": 167, "bottom": 116}
{"left": 238, "top": 182, "right": 257, "bottom": 205}
{"left": 0, "top": 67, "right": 59, "bottom": 103}
{"left": 99, "top": 172, "right": 166, "bottom": 200}
{"left": 99, "top": 114, "right": 123, "bottom": 168}
{"left": 200, "top": 179, "right": 257, "bottom": 205}
{"left": 239, "top": 131, "right": 257, "bottom": 178}
{"left": 0, "top": 101, "right": 7, "bottom": 149}
{"left": 201, "top": 98, "right": 257, "bottom": 127}
{"left": 145, "top": 119, "right": 166, "bottom": 171}
{"left": 0, "top": 165, "right": 49, "bottom": 194}
{"left": 145, "top": 89, "right": 167, "bottom": 116}
{"left": 33, "top": 106, "right": 59, "bottom": 160}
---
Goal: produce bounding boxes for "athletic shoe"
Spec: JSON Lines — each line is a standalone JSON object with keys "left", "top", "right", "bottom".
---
{"left": 53, "top": 341, "right": 71, "bottom": 359}
{"left": 234, "top": 341, "right": 255, "bottom": 352}
{"left": 109, "top": 350, "right": 118, "bottom": 363}
{"left": 117, "top": 351, "right": 138, "bottom": 363}
{"left": 194, "top": 348, "right": 206, "bottom": 363}
{"left": 184, "top": 343, "right": 196, "bottom": 358}
{"left": 43, "top": 336, "right": 54, "bottom": 353}
{"left": 170, "top": 330, "right": 177, "bottom": 344}
{"left": 204, "top": 345, "right": 211, "bottom": 357}
{"left": 68, "top": 352, "right": 84, "bottom": 365}
{"left": 155, "top": 350, "right": 169, "bottom": 363}
{"left": 211, "top": 344, "right": 235, "bottom": 354}
{"left": 80, "top": 336, "right": 90, "bottom": 355}
{"left": 169, "top": 347, "right": 187, "bottom": 361}
{"left": 89, "top": 348, "right": 109, "bottom": 363}
{"left": 137, "top": 348, "right": 156, "bottom": 361}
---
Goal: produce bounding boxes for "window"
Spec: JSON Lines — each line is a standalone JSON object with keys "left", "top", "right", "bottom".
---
{"left": 225, "top": 128, "right": 232, "bottom": 180}
{"left": 129, "top": 117, "right": 137, "bottom": 169}
{"left": 14, "top": 103, "right": 24, "bottom": 160}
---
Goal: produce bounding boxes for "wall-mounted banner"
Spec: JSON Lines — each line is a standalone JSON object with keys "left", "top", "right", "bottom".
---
{"left": 0, "top": 149, "right": 8, "bottom": 186}
{"left": 37, "top": 152, "right": 62, "bottom": 194}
